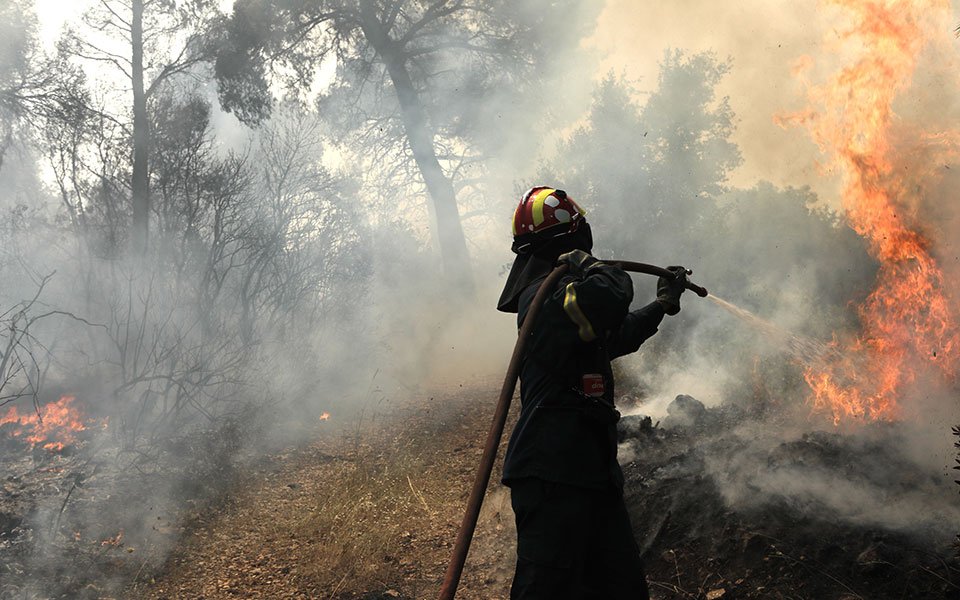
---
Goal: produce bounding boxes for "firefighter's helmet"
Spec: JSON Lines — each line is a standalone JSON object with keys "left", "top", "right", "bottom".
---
{"left": 511, "top": 187, "right": 586, "bottom": 253}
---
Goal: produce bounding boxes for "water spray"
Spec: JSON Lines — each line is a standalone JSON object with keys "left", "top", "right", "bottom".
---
{"left": 437, "top": 261, "right": 707, "bottom": 600}
{"left": 706, "top": 295, "right": 836, "bottom": 365}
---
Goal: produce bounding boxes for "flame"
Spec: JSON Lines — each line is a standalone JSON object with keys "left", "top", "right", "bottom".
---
{"left": 101, "top": 530, "right": 124, "bottom": 547}
{"left": 0, "top": 395, "right": 89, "bottom": 450}
{"left": 780, "top": 0, "right": 960, "bottom": 423}
{"left": 319, "top": 412, "right": 331, "bottom": 421}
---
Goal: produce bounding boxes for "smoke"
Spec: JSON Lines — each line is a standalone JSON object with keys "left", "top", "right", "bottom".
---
{"left": 529, "top": 0, "right": 960, "bottom": 544}
{"left": 3, "top": 0, "right": 960, "bottom": 595}
{"left": 359, "top": 0, "right": 960, "bottom": 545}
{"left": 585, "top": 0, "right": 845, "bottom": 204}
{"left": 706, "top": 420, "right": 960, "bottom": 537}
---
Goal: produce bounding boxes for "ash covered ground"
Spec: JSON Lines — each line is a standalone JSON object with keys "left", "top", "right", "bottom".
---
{"left": 2, "top": 385, "right": 951, "bottom": 599}
{"left": 620, "top": 394, "right": 960, "bottom": 599}
{"left": 0, "top": 409, "right": 258, "bottom": 600}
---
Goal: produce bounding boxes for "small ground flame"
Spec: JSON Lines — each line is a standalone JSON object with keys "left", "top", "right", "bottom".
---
{"left": 0, "top": 395, "right": 89, "bottom": 450}
{"left": 100, "top": 530, "right": 124, "bottom": 547}
{"left": 781, "top": 0, "right": 960, "bottom": 423}
{"left": 319, "top": 412, "right": 331, "bottom": 421}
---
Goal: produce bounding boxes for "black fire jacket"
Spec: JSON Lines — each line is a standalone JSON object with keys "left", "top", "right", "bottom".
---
{"left": 501, "top": 262, "right": 665, "bottom": 490}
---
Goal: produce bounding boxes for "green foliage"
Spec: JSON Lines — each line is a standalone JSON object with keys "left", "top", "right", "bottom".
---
{"left": 643, "top": 50, "right": 740, "bottom": 203}
{"left": 710, "top": 183, "right": 875, "bottom": 318}
{"left": 0, "top": 0, "right": 88, "bottom": 168}
{"left": 546, "top": 52, "right": 741, "bottom": 263}
{"left": 541, "top": 50, "right": 876, "bottom": 368}
{"left": 0, "top": 0, "right": 37, "bottom": 94}
{"left": 212, "top": 0, "right": 283, "bottom": 125}
{"left": 215, "top": 0, "right": 599, "bottom": 193}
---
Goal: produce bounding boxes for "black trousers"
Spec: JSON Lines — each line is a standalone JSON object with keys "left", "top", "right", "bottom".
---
{"left": 509, "top": 478, "right": 650, "bottom": 600}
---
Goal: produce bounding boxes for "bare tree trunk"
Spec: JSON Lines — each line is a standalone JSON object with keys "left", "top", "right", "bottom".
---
{"left": 131, "top": 0, "right": 149, "bottom": 254}
{"left": 359, "top": 4, "right": 474, "bottom": 296}
{"left": 0, "top": 129, "right": 11, "bottom": 173}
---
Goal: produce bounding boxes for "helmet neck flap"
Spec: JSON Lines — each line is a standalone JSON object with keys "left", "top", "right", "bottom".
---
{"left": 496, "top": 221, "right": 593, "bottom": 314}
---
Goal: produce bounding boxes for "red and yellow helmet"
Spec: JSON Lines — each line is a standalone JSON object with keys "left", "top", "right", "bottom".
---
{"left": 511, "top": 187, "right": 586, "bottom": 253}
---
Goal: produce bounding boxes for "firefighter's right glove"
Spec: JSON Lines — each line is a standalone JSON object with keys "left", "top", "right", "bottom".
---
{"left": 557, "top": 250, "right": 600, "bottom": 278}
{"left": 657, "top": 266, "right": 689, "bottom": 316}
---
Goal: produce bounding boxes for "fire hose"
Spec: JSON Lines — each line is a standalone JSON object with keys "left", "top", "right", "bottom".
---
{"left": 437, "top": 261, "right": 708, "bottom": 600}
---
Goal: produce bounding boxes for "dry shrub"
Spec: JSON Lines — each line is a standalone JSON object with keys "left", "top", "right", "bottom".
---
{"left": 293, "top": 427, "right": 449, "bottom": 594}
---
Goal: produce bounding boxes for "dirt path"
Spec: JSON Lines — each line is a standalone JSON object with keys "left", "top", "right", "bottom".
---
{"left": 124, "top": 383, "right": 960, "bottom": 600}
{"left": 134, "top": 385, "right": 517, "bottom": 600}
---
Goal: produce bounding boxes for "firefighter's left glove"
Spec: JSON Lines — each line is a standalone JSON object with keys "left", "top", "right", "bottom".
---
{"left": 557, "top": 250, "right": 600, "bottom": 278}
{"left": 657, "top": 266, "right": 689, "bottom": 316}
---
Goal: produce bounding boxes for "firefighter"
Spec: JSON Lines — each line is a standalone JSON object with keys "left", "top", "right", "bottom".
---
{"left": 497, "top": 186, "right": 687, "bottom": 599}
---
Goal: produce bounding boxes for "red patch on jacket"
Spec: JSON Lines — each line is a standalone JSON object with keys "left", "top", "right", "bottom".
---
{"left": 582, "top": 374, "right": 605, "bottom": 397}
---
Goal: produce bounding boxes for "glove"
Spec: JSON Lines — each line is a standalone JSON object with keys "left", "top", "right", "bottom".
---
{"left": 557, "top": 250, "right": 600, "bottom": 277}
{"left": 657, "top": 266, "right": 689, "bottom": 315}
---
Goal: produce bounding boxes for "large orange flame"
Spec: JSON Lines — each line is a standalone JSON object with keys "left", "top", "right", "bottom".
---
{"left": 780, "top": 0, "right": 960, "bottom": 423}
{"left": 0, "top": 395, "right": 88, "bottom": 451}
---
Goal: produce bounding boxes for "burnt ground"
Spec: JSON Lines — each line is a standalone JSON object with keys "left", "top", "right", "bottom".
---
{"left": 0, "top": 404, "right": 265, "bottom": 600}
{"left": 3, "top": 384, "right": 960, "bottom": 599}
{"left": 620, "top": 404, "right": 960, "bottom": 600}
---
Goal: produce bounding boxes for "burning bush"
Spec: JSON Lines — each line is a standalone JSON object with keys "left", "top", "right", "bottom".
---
{"left": 0, "top": 395, "right": 89, "bottom": 451}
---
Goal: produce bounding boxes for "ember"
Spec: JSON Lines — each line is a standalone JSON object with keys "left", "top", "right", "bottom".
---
{"left": 0, "top": 395, "right": 89, "bottom": 451}
{"left": 101, "top": 530, "right": 124, "bottom": 548}
{"left": 781, "top": 0, "right": 960, "bottom": 423}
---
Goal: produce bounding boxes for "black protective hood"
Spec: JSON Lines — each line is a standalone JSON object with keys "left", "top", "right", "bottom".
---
{"left": 496, "top": 221, "right": 593, "bottom": 313}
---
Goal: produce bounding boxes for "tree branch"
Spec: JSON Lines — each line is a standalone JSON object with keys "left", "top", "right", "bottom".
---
{"left": 99, "top": 0, "right": 133, "bottom": 31}
{"left": 398, "top": 0, "right": 464, "bottom": 45}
